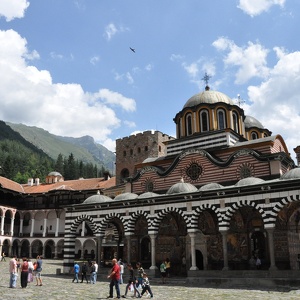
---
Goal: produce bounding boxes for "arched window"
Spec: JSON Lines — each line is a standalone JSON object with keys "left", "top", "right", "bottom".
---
{"left": 232, "top": 112, "right": 239, "bottom": 133}
{"left": 186, "top": 113, "right": 193, "bottom": 136}
{"left": 217, "top": 109, "right": 226, "bottom": 130}
{"left": 251, "top": 131, "right": 258, "bottom": 140}
{"left": 200, "top": 110, "right": 209, "bottom": 132}
{"left": 120, "top": 168, "right": 129, "bottom": 183}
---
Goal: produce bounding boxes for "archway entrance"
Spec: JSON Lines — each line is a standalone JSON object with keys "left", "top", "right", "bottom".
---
{"left": 196, "top": 250, "right": 204, "bottom": 270}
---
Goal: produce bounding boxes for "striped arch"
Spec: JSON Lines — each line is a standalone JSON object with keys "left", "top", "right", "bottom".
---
{"left": 97, "top": 212, "right": 125, "bottom": 236}
{"left": 125, "top": 210, "right": 150, "bottom": 235}
{"left": 69, "top": 214, "right": 99, "bottom": 235}
{"left": 150, "top": 207, "right": 188, "bottom": 232}
{"left": 268, "top": 194, "right": 300, "bottom": 225}
{"left": 221, "top": 200, "right": 267, "bottom": 230}
{"left": 190, "top": 203, "right": 222, "bottom": 231}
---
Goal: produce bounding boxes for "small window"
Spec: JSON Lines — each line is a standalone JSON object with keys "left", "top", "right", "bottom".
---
{"left": 186, "top": 114, "right": 193, "bottom": 136}
{"left": 130, "top": 149, "right": 133, "bottom": 155}
{"left": 200, "top": 110, "right": 209, "bottom": 132}
{"left": 138, "top": 147, "right": 141, "bottom": 153}
{"left": 123, "top": 151, "right": 126, "bottom": 157}
{"left": 49, "top": 225, "right": 52, "bottom": 230}
{"left": 40, "top": 226, "right": 43, "bottom": 230}
{"left": 251, "top": 132, "right": 258, "bottom": 140}
{"left": 233, "top": 112, "right": 239, "bottom": 133}
{"left": 145, "top": 146, "right": 148, "bottom": 152}
{"left": 159, "top": 145, "right": 161, "bottom": 152}
{"left": 217, "top": 109, "right": 226, "bottom": 130}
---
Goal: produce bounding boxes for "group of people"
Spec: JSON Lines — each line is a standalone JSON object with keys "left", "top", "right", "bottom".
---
{"left": 9, "top": 255, "right": 43, "bottom": 288}
{"left": 72, "top": 260, "right": 98, "bottom": 283}
{"left": 107, "top": 259, "right": 153, "bottom": 299}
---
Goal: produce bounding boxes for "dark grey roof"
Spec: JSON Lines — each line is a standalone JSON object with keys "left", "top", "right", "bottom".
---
{"left": 199, "top": 182, "right": 224, "bottom": 191}
{"left": 235, "top": 177, "right": 265, "bottom": 186}
{"left": 83, "top": 194, "right": 112, "bottom": 204}
{"left": 114, "top": 192, "right": 138, "bottom": 201}
{"left": 280, "top": 168, "right": 300, "bottom": 180}
{"left": 244, "top": 115, "right": 264, "bottom": 129}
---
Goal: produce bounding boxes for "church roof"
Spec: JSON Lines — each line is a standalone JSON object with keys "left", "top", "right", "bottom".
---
{"left": 244, "top": 115, "right": 265, "bottom": 129}
{"left": 183, "top": 89, "right": 234, "bottom": 109}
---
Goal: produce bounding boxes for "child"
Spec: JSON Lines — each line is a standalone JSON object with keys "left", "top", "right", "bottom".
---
{"left": 140, "top": 273, "right": 153, "bottom": 298}
{"left": 122, "top": 264, "right": 140, "bottom": 298}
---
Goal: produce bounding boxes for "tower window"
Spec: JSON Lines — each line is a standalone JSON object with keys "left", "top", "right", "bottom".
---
{"left": 130, "top": 149, "right": 133, "bottom": 155}
{"left": 186, "top": 113, "right": 193, "bottom": 136}
{"left": 145, "top": 146, "right": 148, "bottom": 152}
{"left": 138, "top": 147, "right": 141, "bottom": 153}
{"left": 233, "top": 112, "right": 239, "bottom": 133}
{"left": 123, "top": 151, "right": 126, "bottom": 157}
{"left": 217, "top": 109, "right": 226, "bottom": 130}
{"left": 200, "top": 110, "right": 209, "bottom": 132}
{"left": 251, "top": 132, "right": 258, "bottom": 140}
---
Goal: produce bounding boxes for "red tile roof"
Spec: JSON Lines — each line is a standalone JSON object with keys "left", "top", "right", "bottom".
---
{"left": 0, "top": 176, "right": 25, "bottom": 193}
{"left": 22, "top": 177, "right": 116, "bottom": 194}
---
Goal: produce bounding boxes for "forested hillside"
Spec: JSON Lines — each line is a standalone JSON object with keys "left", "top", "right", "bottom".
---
{"left": 0, "top": 121, "right": 112, "bottom": 183}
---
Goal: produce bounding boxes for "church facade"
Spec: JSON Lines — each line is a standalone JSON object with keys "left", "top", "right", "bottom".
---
{"left": 1, "top": 85, "right": 300, "bottom": 278}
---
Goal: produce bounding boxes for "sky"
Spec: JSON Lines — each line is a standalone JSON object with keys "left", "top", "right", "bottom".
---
{"left": 0, "top": 0, "right": 300, "bottom": 162}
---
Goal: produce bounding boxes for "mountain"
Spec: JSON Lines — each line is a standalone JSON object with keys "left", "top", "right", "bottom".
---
{"left": 6, "top": 122, "right": 115, "bottom": 173}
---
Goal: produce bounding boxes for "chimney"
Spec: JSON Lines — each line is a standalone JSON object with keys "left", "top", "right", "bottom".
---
{"left": 35, "top": 178, "right": 40, "bottom": 186}
{"left": 28, "top": 178, "right": 33, "bottom": 186}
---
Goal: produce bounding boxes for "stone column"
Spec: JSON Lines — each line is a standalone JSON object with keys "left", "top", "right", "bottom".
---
{"left": 1, "top": 215, "right": 5, "bottom": 235}
{"left": 19, "top": 218, "right": 24, "bottom": 236}
{"left": 81, "top": 221, "right": 85, "bottom": 237}
{"left": 42, "top": 218, "right": 47, "bottom": 237}
{"left": 266, "top": 228, "right": 277, "bottom": 270}
{"left": 10, "top": 217, "right": 15, "bottom": 236}
{"left": 149, "top": 234, "right": 158, "bottom": 270}
{"left": 189, "top": 232, "right": 198, "bottom": 270}
{"left": 97, "top": 236, "right": 103, "bottom": 265}
{"left": 30, "top": 218, "right": 35, "bottom": 237}
{"left": 126, "top": 235, "right": 131, "bottom": 264}
{"left": 29, "top": 244, "right": 32, "bottom": 258}
{"left": 221, "top": 230, "right": 229, "bottom": 270}
{"left": 55, "top": 217, "right": 60, "bottom": 237}
{"left": 54, "top": 245, "right": 58, "bottom": 259}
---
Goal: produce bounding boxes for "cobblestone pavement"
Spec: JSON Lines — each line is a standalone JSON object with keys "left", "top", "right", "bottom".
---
{"left": 0, "top": 259, "right": 300, "bottom": 300}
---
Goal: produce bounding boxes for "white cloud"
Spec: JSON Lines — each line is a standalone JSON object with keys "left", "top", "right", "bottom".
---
{"left": 238, "top": 0, "right": 286, "bottom": 17}
{"left": 0, "top": 29, "right": 136, "bottom": 152}
{"left": 0, "top": 0, "right": 29, "bottom": 21}
{"left": 90, "top": 56, "right": 100, "bottom": 65}
{"left": 213, "top": 37, "right": 269, "bottom": 84}
{"left": 104, "top": 23, "right": 129, "bottom": 41}
{"left": 246, "top": 50, "right": 300, "bottom": 158}
{"left": 124, "top": 120, "right": 136, "bottom": 128}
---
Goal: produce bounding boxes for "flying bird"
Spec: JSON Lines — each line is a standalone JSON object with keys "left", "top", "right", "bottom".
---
{"left": 130, "top": 47, "right": 135, "bottom": 53}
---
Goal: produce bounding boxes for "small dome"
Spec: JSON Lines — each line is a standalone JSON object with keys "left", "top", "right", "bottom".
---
{"left": 114, "top": 192, "right": 138, "bottom": 201}
{"left": 235, "top": 177, "right": 265, "bottom": 187}
{"left": 48, "top": 171, "right": 63, "bottom": 177}
{"left": 83, "top": 194, "right": 112, "bottom": 204}
{"left": 244, "top": 115, "right": 264, "bottom": 129}
{"left": 183, "top": 89, "right": 234, "bottom": 109}
{"left": 280, "top": 168, "right": 300, "bottom": 180}
{"left": 166, "top": 182, "right": 197, "bottom": 195}
{"left": 137, "top": 192, "right": 160, "bottom": 199}
{"left": 199, "top": 182, "right": 224, "bottom": 191}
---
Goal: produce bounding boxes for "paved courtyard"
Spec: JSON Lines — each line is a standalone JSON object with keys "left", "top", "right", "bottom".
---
{"left": 0, "top": 259, "right": 300, "bottom": 299}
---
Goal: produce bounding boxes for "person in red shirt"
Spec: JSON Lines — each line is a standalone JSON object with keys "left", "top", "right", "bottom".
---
{"left": 107, "top": 258, "right": 121, "bottom": 299}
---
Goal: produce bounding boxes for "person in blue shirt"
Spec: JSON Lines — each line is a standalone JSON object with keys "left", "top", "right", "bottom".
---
{"left": 72, "top": 262, "right": 80, "bottom": 283}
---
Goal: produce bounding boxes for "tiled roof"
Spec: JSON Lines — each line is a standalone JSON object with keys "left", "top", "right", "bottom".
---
{"left": 0, "top": 176, "right": 25, "bottom": 193}
{"left": 22, "top": 177, "right": 116, "bottom": 194}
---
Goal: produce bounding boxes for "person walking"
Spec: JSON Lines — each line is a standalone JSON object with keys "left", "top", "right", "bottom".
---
{"left": 9, "top": 255, "right": 17, "bottom": 288}
{"left": 165, "top": 258, "right": 171, "bottom": 278}
{"left": 72, "top": 262, "right": 80, "bottom": 283}
{"left": 121, "top": 263, "right": 140, "bottom": 298}
{"left": 107, "top": 258, "right": 121, "bottom": 299}
{"left": 160, "top": 261, "right": 167, "bottom": 284}
{"left": 140, "top": 273, "right": 153, "bottom": 298}
{"left": 27, "top": 259, "right": 34, "bottom": 283}
{"left": 90, "top": 261, "right": 96, "bottom": 284}
{"left": 35, "top": 255, "right": 43, "bottom": 286}
{"left": 20, "top": 257, "right": 29, "bottom": 288}
{"left": 1, "top": 252, "right": 6, "bottom": 262}
{"left": 81, "top": 262, "right": 89, "bottom": 283}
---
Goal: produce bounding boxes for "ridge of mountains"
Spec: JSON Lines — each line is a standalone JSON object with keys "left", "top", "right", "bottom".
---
{"left": 5, "top": 121, "right": 116, "bottom": 174}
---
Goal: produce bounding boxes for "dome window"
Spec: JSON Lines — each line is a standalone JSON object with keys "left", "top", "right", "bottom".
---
{"left": 186, "top": 113, "right": 193, "bottom": 136}
{"left": 200, "top": 110, "right": 209, "bottom": 132}
{"left": 217, "top": 109, "right": 226, "bottom": 130}
{"left": 233, "top": 112, "right": 239, "bottom": 133}
{"left": 251, "top": 132, "right": 258, "bottom": 140}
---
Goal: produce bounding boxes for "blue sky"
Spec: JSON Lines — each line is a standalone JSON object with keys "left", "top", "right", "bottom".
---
{"left": 0, "top": 0, "right": 300, "bottom": 161}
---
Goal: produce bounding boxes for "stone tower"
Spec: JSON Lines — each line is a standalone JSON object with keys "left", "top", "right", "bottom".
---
{"left": 115, "top": 130, "right": 174, "bottom": 185}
